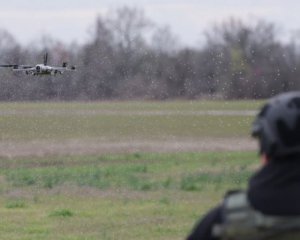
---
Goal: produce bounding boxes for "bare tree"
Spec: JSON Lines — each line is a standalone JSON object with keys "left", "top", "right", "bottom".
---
{"left": 203, "top": 18, "right": 291, "bottom": 99}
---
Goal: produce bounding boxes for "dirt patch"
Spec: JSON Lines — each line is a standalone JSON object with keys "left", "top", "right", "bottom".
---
{"left": 0, "top": 137, "right": 257, "bottom": 157}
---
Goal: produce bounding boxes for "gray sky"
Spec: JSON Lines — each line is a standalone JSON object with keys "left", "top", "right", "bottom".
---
{"left": 0, "top": 0, "right": 299, "bottom": 47}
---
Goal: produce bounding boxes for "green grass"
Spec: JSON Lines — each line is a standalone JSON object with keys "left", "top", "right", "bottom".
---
{"left": 5, "top": 200, "right": 27, "bottom": 209}
{"left": 0, "top": 152, "right": 259, "bottom": 240}
{"left": 2, "top": 152, "right": 257, "bottom": 191}
{"left": 49, "top": 209, "right": 74, "bottom": 218}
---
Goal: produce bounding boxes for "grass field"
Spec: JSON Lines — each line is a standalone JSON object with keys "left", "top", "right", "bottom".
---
{"left": 0, "top": 100, "right": 262, "bottom": 141}
{"left": 0, "top": 100, "right": 263, "bottom": 239}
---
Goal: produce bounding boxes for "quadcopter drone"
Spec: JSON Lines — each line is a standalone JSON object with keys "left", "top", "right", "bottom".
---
{"left": 0, "top": 53, "right": 76, "bottom": 76}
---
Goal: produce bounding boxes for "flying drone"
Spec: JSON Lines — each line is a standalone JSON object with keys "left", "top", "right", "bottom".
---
{"left": 0, "top": 53, "right": 76, "bottom": 76}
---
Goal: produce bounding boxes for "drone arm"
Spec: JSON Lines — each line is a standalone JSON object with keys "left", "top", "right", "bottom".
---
{"left": 0, "top": 64, "right": 19, "bottom": 68}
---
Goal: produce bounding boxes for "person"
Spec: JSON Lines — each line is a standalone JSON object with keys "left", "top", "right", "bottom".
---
{"left": 187, "top": 91, "right": 300, "bottom": 240}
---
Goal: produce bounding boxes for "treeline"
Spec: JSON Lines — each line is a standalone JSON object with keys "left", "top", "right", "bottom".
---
{"left": 0, "top": 6, "right": 300, "bottom": 101}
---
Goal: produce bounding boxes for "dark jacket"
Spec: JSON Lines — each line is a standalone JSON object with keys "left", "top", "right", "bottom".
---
{"left": 187, "top": 158, "right": 300, "bottom": 240}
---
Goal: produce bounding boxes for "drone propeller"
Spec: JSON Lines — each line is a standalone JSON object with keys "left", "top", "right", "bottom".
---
{"left": 0, "top": 64, "right": 19, "bottom": 69}
{"left": 43, "top": 52, "right": 48, "bottom": 65}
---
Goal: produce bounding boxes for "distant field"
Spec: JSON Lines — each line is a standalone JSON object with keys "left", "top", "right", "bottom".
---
{"left": 0, "top": 100, "right": 263, "bottom": 156}
{"left": 0, "top": 100, "right": 263, "bottom": 239}
{"left": 0, "top": 100, "right": 264, "bottom": 111}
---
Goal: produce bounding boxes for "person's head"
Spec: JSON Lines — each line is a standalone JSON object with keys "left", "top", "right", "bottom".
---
{"left": 252, "top": 91, "right": 300, "bottom": 163}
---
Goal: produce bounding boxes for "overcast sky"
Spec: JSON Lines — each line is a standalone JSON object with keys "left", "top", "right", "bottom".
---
{"left": 0, "top": 0, "right": 299, "bottom": 47}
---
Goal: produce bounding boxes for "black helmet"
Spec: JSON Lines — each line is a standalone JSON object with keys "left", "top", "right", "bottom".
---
{"left": 252, "top": 91, "right": 300, "bottom": 159}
